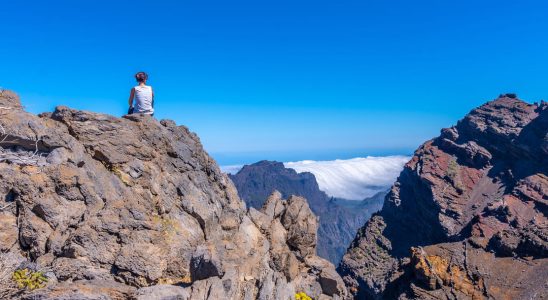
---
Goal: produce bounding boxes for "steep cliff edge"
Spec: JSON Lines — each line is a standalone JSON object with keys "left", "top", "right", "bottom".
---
{"left": 229, "top": 161, "right": 384, "bottom": 264}
{"left": 339, "top": 95, "right": 547, "bottom": 299}
{"left": 0, "top": 90, "right": 347, "bottom": 300}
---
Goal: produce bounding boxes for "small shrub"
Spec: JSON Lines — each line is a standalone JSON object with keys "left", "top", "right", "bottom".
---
{"left": 446, "top": 159, "right": 464, "bottom": 194}
{"left": 295, "top": 292, "right": 312, "bottom": 300}
{"left": 12, "top": 269, "right": 47, "bottom": 290}
{"left": 111, "top": 166, "right": 132, "bottom": 186}
{"left": 446, "top": 159, "right": 459, "bottom": 182}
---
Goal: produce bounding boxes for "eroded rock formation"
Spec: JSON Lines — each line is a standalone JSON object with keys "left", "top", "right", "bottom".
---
{"left": 0, "top": 90, "right": 347, "bottom": 300}
{"left": 229, "top": 160, "right": 385, "bottom": 264}
{"left": 339, "top": 95, "right": 547, "bottom": 299}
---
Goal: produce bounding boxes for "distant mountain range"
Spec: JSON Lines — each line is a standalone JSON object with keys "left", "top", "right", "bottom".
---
{"left": 229, "top": 160, "right": 385, "bottom": 264}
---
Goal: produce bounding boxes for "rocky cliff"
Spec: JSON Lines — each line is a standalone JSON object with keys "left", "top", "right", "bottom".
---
{"left": 338, "top": 95, "right": 547, "bottom": 299}
{"left": 0, "top": 90, "right": 347, "bottom": 300}
{"left": 229, "top": 161, "right": 384, "bottom": 264}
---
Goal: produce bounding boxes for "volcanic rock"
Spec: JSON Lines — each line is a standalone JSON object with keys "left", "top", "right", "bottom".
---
{"left": 0, "top": 90, "right": 347, "bottom": 300}
{"left": 339, "top": 95, "right": 547, "bottom": 299}
{"left": 230, "top": 160, "right": 385, "bottom": 264}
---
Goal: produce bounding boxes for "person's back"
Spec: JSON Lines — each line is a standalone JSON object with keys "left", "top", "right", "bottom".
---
{"left": 128, "top": 72, "right": 154, "bottom": 115}
{"left": 134, "top": 84, "right": 154, "bottom": 114}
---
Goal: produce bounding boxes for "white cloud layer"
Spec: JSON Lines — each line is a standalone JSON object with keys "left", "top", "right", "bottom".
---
{"left": 284, "top": 156, "right": 410, "bottom": 200}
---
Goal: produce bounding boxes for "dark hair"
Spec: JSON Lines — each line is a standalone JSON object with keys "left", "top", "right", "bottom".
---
{"left": 135, "top": 72, "right": 148, "bottom": 83}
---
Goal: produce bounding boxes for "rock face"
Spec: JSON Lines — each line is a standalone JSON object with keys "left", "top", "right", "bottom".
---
{"left": 339, "top": 95, "right": 548, "bottom": 299}
{"left": 0, "top": 90, "right": 347, "bottom": 299}
{"left": 230, "top": 160, "right": 385, "bottom": 264}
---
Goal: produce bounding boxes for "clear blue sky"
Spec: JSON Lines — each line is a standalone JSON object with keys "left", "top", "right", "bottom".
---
{"left": 2, "top": 1, "right": 547, "bottom": 165}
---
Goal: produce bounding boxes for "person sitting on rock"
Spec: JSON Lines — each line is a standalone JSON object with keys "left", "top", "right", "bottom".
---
{"left": 128, "top": 71, "right": 154, "bottom": 115}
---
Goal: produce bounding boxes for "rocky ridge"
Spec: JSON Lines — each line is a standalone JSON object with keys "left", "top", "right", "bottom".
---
{"left": 0, "top": 90, "right": 347, "bottom": 300}
{"left": 338, "top": 95, "right": 547, "bottom": 299}
{"left": 229, "top": 160, "right": 385, "bottom": 264}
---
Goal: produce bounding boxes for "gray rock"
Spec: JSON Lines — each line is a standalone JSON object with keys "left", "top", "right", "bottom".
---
{"left": 135, "top": 285, "right": 190, "bottom": 300}
{"left": 0, "top": 90, "right": 347, "bottom": 299}
{"left": 282, "top": 196, "right": 318, "bottom": 257}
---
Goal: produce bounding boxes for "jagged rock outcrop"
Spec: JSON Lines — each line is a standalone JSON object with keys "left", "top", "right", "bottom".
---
{"left": 339, "top": 95, "right": 547, "bottom": 299}
{"left": 0, "top": 90, "right": 347, "bottom": 300}
{"left": 230, "top": 161, "right": 385, "bottom": 264}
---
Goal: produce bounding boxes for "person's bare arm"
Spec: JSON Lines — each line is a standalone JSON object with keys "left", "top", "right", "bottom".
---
{"left": 128, "top": 87, "right": 135, "bottom": 107}
{"left": 151, "top": 88, "right": 155, "bottom": 108}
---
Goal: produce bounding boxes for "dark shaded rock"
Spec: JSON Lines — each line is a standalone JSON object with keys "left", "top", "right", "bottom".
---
{"left": 190, "top": 245, "right": 224, "bottom": 280}
{"left": 320, "top": 268, "right": 343, "bottom": 296}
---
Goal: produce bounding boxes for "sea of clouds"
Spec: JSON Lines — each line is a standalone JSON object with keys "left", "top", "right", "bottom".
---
{"left": 222, "top": 155, "right": 410, "bottom": 200}
{"left": 284, "top": 156, "right": 410, "bottom": 200}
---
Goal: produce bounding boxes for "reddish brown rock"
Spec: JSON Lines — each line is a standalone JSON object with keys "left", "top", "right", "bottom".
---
{"left": 339, "top": 95, "right": 547, "bottom": 299}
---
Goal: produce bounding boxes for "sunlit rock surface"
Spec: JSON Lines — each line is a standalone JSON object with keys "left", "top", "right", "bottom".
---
{"left": 0, "top": 90, "right": 347, "bottom": 300}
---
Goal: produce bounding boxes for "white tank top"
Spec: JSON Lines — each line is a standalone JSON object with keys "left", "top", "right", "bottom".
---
{"left": 134, "top": 85, "right": 154, "bottom": 114}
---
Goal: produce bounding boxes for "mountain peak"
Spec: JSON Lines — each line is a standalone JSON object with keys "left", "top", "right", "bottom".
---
{"left": 339, "top": 96, "right": 547, "bottom": 299}
{"left": 0, "top": 89, "right": 22, "bottom": 109}
{"left": 0, "top": 90, "right": 346, "bottom": 299}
